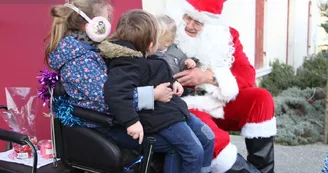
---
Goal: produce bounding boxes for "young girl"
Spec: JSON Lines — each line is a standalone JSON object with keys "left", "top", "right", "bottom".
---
{"left": 155, "top": 15, "right": 198, "bottom": 75}
{"left": 100, "top": 10, "right": 214, "bottom": 173}
{"left": 45, "top": 0, "right": 182, "bottom": 171}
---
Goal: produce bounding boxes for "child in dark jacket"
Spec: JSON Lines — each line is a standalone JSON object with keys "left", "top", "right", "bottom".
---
{"left": 101, "top": 10, "right": 214, "bottom": 173}
{"left": 46, "top": 0, "right": 173, "bottom": 127}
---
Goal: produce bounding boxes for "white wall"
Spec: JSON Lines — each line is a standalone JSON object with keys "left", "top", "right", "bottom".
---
{"left": 221, "top": 0, "right": 256, "bottom": 66}
{"left": 267, "top": 0, "right": 321, "bottom": 68}
{"left": 310, "top": 0, "right": 322, "bottom": 55}
{"left": 291, "top": 0, "right": 310, "bottom": 68}
{"left": 142, "top": 0, "right": 165, "bottom": 15}
{"left": 265, "top": 0, "right": 288, "bottom": 64}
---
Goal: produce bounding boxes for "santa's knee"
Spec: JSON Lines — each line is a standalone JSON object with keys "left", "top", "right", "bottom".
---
{"left": 211, "top": 141, "right": 238, "bottom": 173}
{"left": 248, "top": 88, "right": 274, "bottom": 121}
{"left": 240, "top": 88, "right": 276, "bottom": 138}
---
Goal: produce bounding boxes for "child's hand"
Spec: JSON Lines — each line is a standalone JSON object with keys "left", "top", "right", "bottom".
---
{"left": 154, "top": 82, "right": 173, "bottom": 102}
{"left": 185, "top": 58, "right": 196, "bottom": 69}
{"left": 127, "top": 121, "right": 144, "bottom": 144}
{"left": 172, "top": 81, "right": 184, "bottom": 96}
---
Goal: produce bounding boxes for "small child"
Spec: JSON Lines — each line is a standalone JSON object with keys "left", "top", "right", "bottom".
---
{"left": 100, "top": 10, "right": 214, "bottom": 173}
{"left": 155, "top": 15, "right": 198, "bottom": 75}
{"left": 155, "top": 15, "right": 226, "bottom": 119}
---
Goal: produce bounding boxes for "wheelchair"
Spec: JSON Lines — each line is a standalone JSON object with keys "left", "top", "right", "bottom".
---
{"left": 0, "top": 82, "right": 164, "bottom": 173}
{"left": 51, "top": 81, "right": 165, "bottom": 173}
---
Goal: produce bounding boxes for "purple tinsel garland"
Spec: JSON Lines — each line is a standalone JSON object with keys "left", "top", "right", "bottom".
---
{"left": 36, "top": 69, "right": 59, "bottom": 107}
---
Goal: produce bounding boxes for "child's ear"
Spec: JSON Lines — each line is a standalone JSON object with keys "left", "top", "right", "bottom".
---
{"left": 165, "top": 39, "right": 174, "bottom": 47}
{"left": 148, "top": 42, "right": 154, "bottom": 51}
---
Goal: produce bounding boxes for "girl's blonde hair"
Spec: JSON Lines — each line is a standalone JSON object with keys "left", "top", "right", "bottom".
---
{"left": 45, "top": 0, "right": 111, "bottom": 66}
{"left": 156, "top": 15, "right": 177, "bottom": 48}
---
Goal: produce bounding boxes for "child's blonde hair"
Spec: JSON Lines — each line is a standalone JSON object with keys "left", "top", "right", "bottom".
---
{"left": 113, "top": 10, "right": 159, "bottom": 54}
{"left": 45, "top": 0, "right": 112, "bottom": 66}
{"left": 156, "top": 15, "right": 177, "bottom": 49}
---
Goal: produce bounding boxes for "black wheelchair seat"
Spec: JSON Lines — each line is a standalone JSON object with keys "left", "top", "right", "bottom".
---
{"left": 53, "top": 81, "right": 164, "bottom": 173}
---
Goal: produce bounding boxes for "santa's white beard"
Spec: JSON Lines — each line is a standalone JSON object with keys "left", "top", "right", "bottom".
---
{"left": 174, "top": 21, "right": 235, "bottom": 69}
{"left": 174, "top": 22, "right": 200, "bottom": 58}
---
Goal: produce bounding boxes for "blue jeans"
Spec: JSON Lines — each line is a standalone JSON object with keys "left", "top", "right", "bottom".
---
{"left": 187, "top": 114, "right": 214, "bottom": 173}
{"left": 160, "top": 114, "right": 214, "bottom": 173}
{"left": 96, "top": 126, "right": 181, "bottom": 173}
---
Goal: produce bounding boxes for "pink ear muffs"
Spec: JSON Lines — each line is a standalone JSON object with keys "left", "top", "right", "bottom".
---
{"left": 64, "top": 3, "right": 111, "bottom": 42}
{"left": 86, "top": 16, "right": 111, "bottom": 42}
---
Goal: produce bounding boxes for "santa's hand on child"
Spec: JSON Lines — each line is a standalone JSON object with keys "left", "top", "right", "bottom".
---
{"left": 174, "top": 67, "right": 216, "bottom": 86}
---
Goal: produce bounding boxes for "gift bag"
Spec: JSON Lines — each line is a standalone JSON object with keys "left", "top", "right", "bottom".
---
{"left": 1, "top": 87, "right": 39, "bottom": 159}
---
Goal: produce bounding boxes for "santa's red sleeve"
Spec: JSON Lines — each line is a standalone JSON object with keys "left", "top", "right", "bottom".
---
{"left": 229, "top": 27, "right": 256, "bottom": 89}
{"left": 205, "top": 27, "right": 256, "bottom": 103}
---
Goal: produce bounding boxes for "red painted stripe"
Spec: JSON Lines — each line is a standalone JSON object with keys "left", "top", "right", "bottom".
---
{"left": 255, "top": 0, "right": 265, "bottom": 69}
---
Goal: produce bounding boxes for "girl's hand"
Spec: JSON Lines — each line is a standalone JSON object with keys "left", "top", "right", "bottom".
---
{"left": 172, "top": 81, "right": 184, "bottom": 96}
{"left": 154, "top": 82, "right": 173, "bottom": 102}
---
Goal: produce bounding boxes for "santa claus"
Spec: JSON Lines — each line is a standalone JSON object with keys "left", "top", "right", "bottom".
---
{"left": 165, "top": 0, "right": 276, "bottom": 173}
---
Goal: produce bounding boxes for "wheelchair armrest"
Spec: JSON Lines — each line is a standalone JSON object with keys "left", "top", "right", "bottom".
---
{"left": 53, "top": 80, "right": 113, "bottom": 126}
{"left": 0, "top": 129, "right": 29, "bottom": 146}
{"left": 0, "top": 129, "right": 38, "bottom": 173}
{"left": 73, "top": 106, "right": 113, "bottom": 126}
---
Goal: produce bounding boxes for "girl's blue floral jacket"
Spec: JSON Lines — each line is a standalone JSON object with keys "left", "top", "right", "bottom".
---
{"left": 48, "top": 36, "right": 154, "bottom": 127}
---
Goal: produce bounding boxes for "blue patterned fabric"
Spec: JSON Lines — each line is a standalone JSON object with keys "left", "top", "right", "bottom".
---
{"left": 133, "top": 89, "right": 139, "bottom": 111}
{"left": 48, "top": 36, "right": 139, "bottom": 127}
{"left": 49, "top": 36, "right": 108, "bottom": 113}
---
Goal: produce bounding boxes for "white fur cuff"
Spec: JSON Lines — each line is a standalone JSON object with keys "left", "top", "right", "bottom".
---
{"left": 198, "top": 68, "right": 239, "bottom": 102}
{"left": 211, "top": 143, "right": 238, "bottom": 173}
{"left": 182, "top": 95, "right": 225, "bottom": 119}
{"left": 241, "top": 117, "right": 277, "bottom": 138}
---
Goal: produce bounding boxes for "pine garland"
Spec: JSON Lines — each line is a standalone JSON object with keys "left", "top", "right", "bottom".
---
{"left": 274, "top": 87, "right": 324, "bottom": 145}
{"left": 260, "top": 53, "right": 328, "bottom": 96}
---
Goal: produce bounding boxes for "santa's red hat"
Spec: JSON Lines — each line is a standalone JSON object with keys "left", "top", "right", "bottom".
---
{"left": 165, "top": 0, "right": 227, "bottom": 25}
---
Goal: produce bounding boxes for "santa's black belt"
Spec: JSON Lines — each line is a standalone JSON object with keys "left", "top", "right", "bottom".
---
{"left": 193, "top": 88, "right": 207, "bottom": 96}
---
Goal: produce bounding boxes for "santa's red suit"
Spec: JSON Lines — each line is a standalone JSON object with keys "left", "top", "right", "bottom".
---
{"left": 165, "top": 0, "right": 276, "bottom": 173}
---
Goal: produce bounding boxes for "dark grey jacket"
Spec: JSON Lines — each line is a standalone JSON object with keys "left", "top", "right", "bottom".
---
{"left": 156, "top": 44, "right": 190, "bottom": 75}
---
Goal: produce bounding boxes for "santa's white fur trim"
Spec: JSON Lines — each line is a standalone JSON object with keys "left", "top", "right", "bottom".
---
{"left": 198, "top": 68, "right": 239, "bottom": 102}
{"left": 208, "top": 107, "right": 225, "bottom": 119}
{"left": 165, "top": 0, "right": 222, "bottom": 25}
{"left": 241, "top": 117, "right": 277, "bottom": 138}
{"left": 182, "top": 95, "right": 225, "bottom": 119}
{"left": 211, "top": 143, "right": 238, "bottom": 173}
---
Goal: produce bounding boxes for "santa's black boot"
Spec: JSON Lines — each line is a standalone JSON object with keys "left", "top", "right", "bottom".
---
{"left": 225, "top": 154, "right": 261, "bottom": 173}
{"left": 245, "top": 137, "right": 275, "bottom": 173}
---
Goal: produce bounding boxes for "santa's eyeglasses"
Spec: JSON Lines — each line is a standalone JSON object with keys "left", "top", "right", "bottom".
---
{"left": 183, "top": 14, "right": 204, "bottom": 31}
